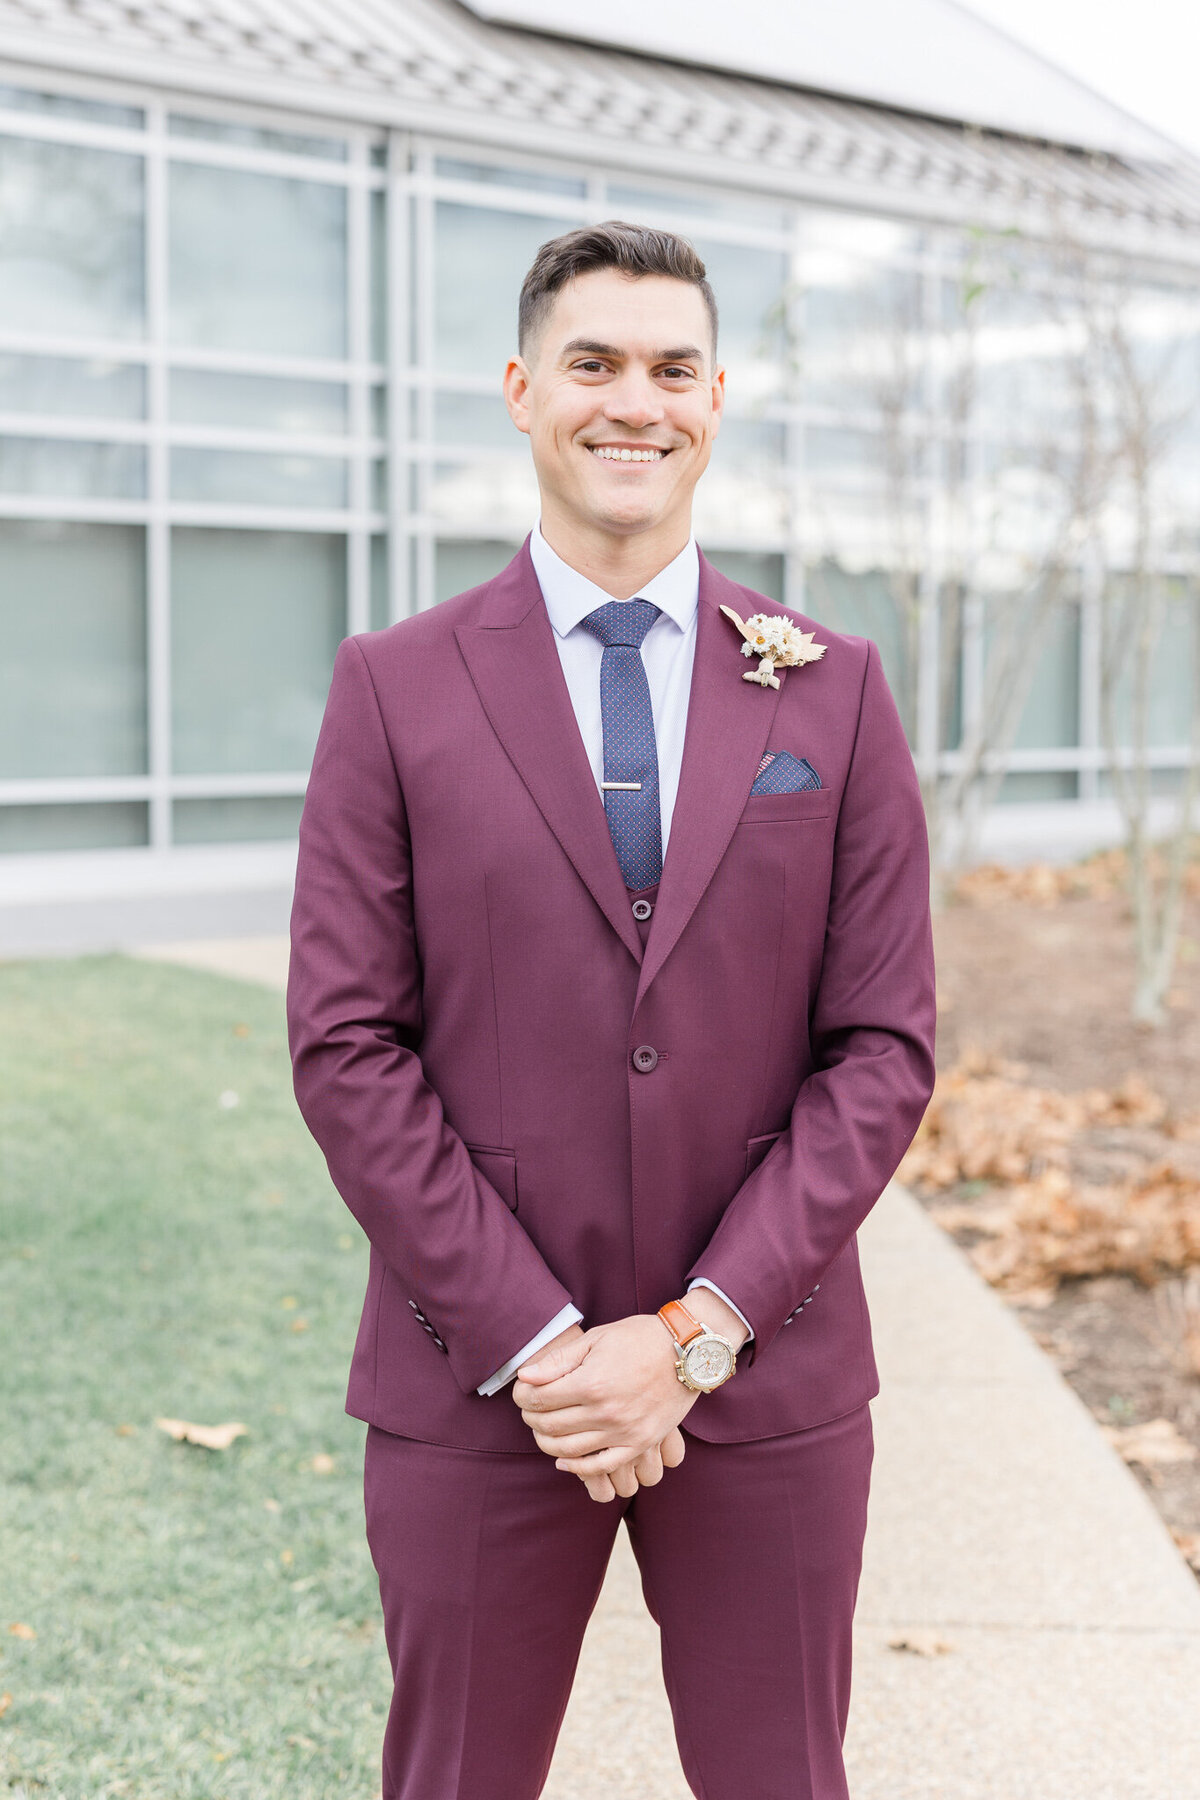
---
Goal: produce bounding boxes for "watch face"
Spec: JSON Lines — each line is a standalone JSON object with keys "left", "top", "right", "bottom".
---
{"left": 684, "top": 1337, "right": 734, "bottom": 1389}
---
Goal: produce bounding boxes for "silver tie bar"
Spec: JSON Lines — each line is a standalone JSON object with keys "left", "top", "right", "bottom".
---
{"left": 601, "top": 780, "right": 642, "bottom": 790}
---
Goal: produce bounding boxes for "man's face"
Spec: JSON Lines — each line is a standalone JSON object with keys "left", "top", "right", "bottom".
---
{"left": 503, "top": 267, "right": 724, "bottom": 542}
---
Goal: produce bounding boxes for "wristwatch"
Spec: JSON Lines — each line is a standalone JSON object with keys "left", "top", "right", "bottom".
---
{"left": 656, "top": 1299, "right": 737, "bottom": 1393}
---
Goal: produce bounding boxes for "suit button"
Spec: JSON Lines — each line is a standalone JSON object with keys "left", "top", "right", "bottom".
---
{"left": 632, "top": 1044, "right": 658, "bottom": 1073}
{"left": 631, "top": 898, "right": 653, "bottom": 920}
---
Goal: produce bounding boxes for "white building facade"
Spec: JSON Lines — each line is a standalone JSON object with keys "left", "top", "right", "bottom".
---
{"left": 1, "top": 0, "right": 1199, "bottom": 920}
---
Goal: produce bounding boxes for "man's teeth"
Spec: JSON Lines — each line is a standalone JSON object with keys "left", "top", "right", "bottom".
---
{"left": 590, "top": 446, "right": 665, "bottom": 461}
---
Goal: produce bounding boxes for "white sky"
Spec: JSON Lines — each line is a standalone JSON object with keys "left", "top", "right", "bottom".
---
{"left": 960, "top": 0, "right": 1200, "bottom": 157}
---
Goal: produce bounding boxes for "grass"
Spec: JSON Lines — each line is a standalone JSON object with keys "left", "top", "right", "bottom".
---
{"left": 0, "top": 955, "right": 389, "bottom": 1799}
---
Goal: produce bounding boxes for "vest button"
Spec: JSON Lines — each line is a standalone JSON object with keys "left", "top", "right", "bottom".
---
{"left": 632, "top": 898, "right": 653, "bottom": 920}
{"left": 632, "top": 1044, "right": 658, "bottom": 1073}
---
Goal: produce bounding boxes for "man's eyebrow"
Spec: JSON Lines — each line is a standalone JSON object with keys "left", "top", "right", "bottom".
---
{"left": 558, "top": 338, "right": 706, "bottom": 364}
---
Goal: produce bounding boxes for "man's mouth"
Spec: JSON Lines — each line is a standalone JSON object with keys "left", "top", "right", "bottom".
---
{"left": 588, "top": 445, "right": 669, "bottom": 462}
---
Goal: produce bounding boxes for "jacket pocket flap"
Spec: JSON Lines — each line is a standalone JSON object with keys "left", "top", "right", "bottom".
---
{"left": 465, "top": 1142, "right": 518, "bottom": 1212}
{"left": 745, "top": 1129, "right": 784, "bottom": 1180}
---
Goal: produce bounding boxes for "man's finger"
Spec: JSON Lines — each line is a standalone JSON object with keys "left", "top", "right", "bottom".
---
{"left": 531, "top": 1426, "right": 611, "bottom": 1459}
{"left": 632, "top": 1445, "right": 664, "bottom": 1488}
{"left": 555, "top": 1446, "right": 639, "bottom": 1478}
{"left": 516, "top": 1335, "right": 591, "bottom": 1386}
{"left": 660, "top": 1427, "right": 686, "bottom": 1469}
{"left": 581, "top": 1471, "right": 616, "bottom": 1503}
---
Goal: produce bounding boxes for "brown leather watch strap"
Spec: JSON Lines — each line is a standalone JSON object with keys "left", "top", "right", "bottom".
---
{"left": 657, "top": 1299, "right": 703, "bottom": 1347}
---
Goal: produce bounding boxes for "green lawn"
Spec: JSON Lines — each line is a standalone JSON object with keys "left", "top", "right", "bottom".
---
{"left": 0, "top": 955, "right": 389, "bottom": 1799}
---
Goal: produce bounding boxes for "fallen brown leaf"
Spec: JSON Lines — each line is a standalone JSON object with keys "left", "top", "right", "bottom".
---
{"left": 304, "top": 1453, "right": 336, "bottom": 1475}
{"left": 1171, "top": 1528, "right": 1200, "bottom": 1572}
{"left": 0, "top": 1693, "right": 11, "bottom": 1717}
{"left": 155, "top": 1418, "right": 248, "bottom": 1451}
{"left": 886, "top": 1630, "right": 953, "bottom": 1656}
{"left": 1101, "top": 1417, "right": 1198, "bottom": 1467}
{"left": 8, "top": 1623, "right": 35, "bottom": 1641}
{"left": 115, "top": 1423, "right": 137, "bottom": 1437}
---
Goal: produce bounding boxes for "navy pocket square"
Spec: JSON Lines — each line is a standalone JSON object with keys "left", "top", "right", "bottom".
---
{"left": 749, "top": 751, "right": 822, "bottom": 795}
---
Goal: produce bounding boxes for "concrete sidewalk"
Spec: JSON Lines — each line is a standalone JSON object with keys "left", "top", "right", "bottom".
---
{"left": 140, "top": 936, "right": 1200, "bottom": 1800}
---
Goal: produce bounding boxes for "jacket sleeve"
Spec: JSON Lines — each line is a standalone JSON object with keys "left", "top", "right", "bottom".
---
{"left": 686, "top": 638, "right": 937, "bottom": 1365}
{"left": 287, "top": 636, "right": 577, "bottom": 1395}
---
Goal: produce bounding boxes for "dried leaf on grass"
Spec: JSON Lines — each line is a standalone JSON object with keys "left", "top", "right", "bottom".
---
{"left": 8, "top": 1623, "right": 36, "bottom": 1641}
{"left": 887, "top": 1630, "right": 954, "bottom": 1656}
{"left": 0, "top": 1693, "right": 11, "bottom": 1717}
{"left": 155, "top": 1417, "right": 248, "bottom": 1451}
{"left": 1101, "top": 1417, "right": 1199, "bottom": 1467}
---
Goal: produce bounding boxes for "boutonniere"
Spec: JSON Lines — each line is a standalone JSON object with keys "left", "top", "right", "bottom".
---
{"left": 720, "top": 605, "right": 827, "bottom": 689}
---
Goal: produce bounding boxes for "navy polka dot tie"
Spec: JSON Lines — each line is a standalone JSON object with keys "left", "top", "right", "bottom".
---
{"left": 579, "top": 599, "right": 663, "bottom": 889}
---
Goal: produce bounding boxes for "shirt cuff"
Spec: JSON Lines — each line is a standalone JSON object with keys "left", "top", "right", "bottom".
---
{"left": 475, "top": 1303, "right": 585, "bottom": 1396}
{"left": 687, "top": 1279, "right": 754, "bottom": 1343}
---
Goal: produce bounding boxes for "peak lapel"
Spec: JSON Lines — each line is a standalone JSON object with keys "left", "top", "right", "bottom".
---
{"left": 633, "top": 552, "right": 787, "bottom": 1013}
{"left": 454, "top": 542, "right": 643, "bottom": 966}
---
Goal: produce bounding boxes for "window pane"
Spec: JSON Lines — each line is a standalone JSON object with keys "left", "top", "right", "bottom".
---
{"left": 802, "top": 255, "right": 923, "bottom": 414}
{"left": 694, "top": 417, "right": 787, "bottom": 542}
{"left": 429, "top": 456, "right": 536, "bottom": 534}
{"left": 0, "top": 802, "right": 148, "bottom": 854}
{"left": 983, "top": 596, "right": 1080, "bottom": 749}
{"left": 370, "top": 535, "right": 389, "bottom": 631}
{"left": 1105, "top": 580, "right": 1198, "bottom": 748}
{"left": 434, "top": 390, "right": 517, "bottom": 449}
{"left": 434, "top": 540, "right": 520, "bottom": 606}
{"left": 0, "top": 437, "right": 145, "bottom": 498}
{"left": 701, "top": 550, "right": 784, "bottom": 603}
{"left": 169, "top": 163, "right": 347, "bottom": 358}
{"left": 805, "top": 560, "right": 913, "bottom": 738}
{"left": 692, "top": 239, "right": 787, "bottom": 399}
{"left": 171, "top": 448, "right": 346, "bottom": 508}
{"left": 0, "top": 138, "right": 144, "bottom": 339}
{"left": 996, "top": 772, "right": 1078, "bottom": 804}
{"left": 169, "top": 369, "right": 347, "bottom": 432}
{"left": 0, "top": 353, "right": 144, "bottom": 418}
{"left": 0, "top": 84, "right": 142, "bottom": 128}
{"left": 609, "top": 184, "right": 787, "bottom": 229}
{"left": 435, "top": 204, "right": 578, "bottom": 374}
{"left": 436, "top": 158, "right": 586, "bottom": 198}
{"left": 0, "top": 520, "right": 146, "bottom": 778}
{"left": 169, "top": 115, "right": 348, "bottom": 161}
{"left": 171, "top": 528, "right": 345, "bottom": 774}
{"left": 172, "top": 796, "right": 304, "bottom": 843}
{"left": 370, "top": 187, "right": 387, "bottom": 365}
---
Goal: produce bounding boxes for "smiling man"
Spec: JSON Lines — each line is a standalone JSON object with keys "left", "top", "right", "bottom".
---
{"left": 288, "top": 222, "right": 937, "bottom": 1800}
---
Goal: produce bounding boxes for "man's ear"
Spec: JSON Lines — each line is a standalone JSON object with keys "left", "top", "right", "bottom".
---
{"left": 709, "top": 361, "right": 726, "bottom": 439}
{"left": 503, "top": 355, "right": 533, "bottom": 436}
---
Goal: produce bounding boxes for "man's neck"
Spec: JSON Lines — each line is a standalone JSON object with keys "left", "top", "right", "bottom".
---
{"left": 537, "top": 512, "right": 693, "bottom": 600}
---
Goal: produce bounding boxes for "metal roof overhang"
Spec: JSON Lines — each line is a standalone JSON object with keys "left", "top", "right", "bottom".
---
{"left": 0, "top": 0, "right": 1198, "bottom": 269}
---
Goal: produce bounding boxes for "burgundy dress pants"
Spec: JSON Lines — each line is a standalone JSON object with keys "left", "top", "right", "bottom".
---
{"left": 362, "top": 1400, "right": 873, "bottom": 1800}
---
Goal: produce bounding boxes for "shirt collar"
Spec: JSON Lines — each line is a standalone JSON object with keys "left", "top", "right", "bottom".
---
{"left": 530, "top": 518, "right": 699, "bottom": 640}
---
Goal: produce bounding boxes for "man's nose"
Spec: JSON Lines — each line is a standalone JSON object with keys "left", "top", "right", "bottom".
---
{"left": 602, "top": 373, "right": 666, "bottom": 428}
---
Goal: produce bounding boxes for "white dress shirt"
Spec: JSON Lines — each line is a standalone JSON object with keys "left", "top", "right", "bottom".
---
{"left": 475, "top": 521, "right": 752, "bottom": 1396}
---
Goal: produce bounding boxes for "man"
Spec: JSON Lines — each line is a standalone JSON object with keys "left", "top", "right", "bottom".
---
{"left": 287, "top": 221, "right": 936, "bottom": 1800}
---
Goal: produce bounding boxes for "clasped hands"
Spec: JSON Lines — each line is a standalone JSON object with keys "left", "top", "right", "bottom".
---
{"left": 511, "top": 1293, "right": 747, "bottom": 1504}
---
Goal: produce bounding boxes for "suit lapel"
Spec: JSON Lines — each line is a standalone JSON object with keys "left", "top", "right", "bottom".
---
{"left": 454, "top": 540, "right": 788, "bottom": 996}
{"left": 633, "top": 551, "right": 786, "bottom": 1012}
{"left": 454, "top": 540, "right": 644, "bottom": 965}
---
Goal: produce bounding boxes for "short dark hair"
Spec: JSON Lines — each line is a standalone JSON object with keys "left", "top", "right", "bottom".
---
{"left": 518, "top": 220, "right": 719, "bottom": 364}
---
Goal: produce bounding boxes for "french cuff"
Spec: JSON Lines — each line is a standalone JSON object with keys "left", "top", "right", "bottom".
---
{"left": 687, "top": 1278, "right": 754, "bottom": 1343}
{"left": 475, "top": 1302, "right": 584, "bottom": 1397}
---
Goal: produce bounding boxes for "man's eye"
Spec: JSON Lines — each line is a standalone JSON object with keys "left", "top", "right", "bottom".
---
{"left": 575, "top": 360, "right": 608, "bottom": 373}
{"left": 661, "top": 367, "right": 693, "bottom": 380}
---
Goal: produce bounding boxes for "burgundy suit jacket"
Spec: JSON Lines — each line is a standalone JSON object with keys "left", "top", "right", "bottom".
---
{"left": 287, "top": 537, "right": 937, "bottom": 1453}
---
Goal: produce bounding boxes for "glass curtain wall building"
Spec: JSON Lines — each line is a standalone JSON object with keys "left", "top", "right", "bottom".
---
{"left": 2, "top": 3, "right": 1200, "bottom": 871}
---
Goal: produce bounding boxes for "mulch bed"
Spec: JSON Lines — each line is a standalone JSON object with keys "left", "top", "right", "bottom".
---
{"left": 915, "top": 874, "right": 1200, "bottom": 1581}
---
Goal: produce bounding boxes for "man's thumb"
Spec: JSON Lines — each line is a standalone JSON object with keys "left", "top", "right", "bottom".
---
{"left": 518, "top": 1335, "right": 589, "bottom": 1384}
